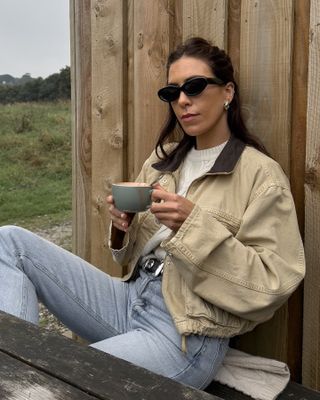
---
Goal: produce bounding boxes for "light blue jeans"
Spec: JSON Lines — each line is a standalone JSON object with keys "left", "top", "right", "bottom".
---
{"left": 0, "top": 225, "right": 229, "bottom": 389}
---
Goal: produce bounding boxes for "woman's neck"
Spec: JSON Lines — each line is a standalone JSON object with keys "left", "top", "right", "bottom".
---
{"left": 196, "top": 130, "right": 231, "bottom": 149}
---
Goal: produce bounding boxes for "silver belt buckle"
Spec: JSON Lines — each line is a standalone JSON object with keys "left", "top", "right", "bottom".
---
{"left": 144, "top": 259, "right": 155, "bottom": 271}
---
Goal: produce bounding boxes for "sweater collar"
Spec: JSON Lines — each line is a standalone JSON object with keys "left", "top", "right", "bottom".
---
{"left": 152, "top": 135, "right": 246, "bottom": 174}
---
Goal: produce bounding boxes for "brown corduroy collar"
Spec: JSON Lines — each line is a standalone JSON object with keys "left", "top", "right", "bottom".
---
{"left": 152, "top": 135, "right": 246, "bottom": 174}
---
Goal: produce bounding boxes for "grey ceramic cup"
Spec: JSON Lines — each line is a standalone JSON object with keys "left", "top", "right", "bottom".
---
{"left": 112, "top": 182, "right": 153, "bottom": 213}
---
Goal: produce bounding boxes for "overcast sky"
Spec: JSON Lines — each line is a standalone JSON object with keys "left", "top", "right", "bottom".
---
{"left": 0, "top": 0, "right": 70, "bottom": 78}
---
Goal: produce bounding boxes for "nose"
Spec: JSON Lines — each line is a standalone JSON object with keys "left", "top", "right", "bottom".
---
{"left": 177, "top": 90, "right": 192, "bottom": 107}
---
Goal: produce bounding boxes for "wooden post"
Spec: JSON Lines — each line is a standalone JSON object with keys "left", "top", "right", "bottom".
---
{"left": 235, "top": 0, "right": 297, "bottom": 369}
{"left": 287, "top": 0, "right": 310, "bottom": 382}
{"left": 90, "top": 0, "right": 126, "bottom": 275}
{"left": 129, "top": 0, "right": 171, "bottom": 179}
{"left": 70, "top": 0, "right": 92, "bottom": 263}
{"left": 303, "top": 0, "right": 320, "bottom": 390}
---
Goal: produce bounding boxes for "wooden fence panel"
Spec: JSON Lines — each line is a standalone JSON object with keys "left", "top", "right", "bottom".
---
{"left": 130, "top": 0, "right": 171, "bottom": 179}
{"left": 70, "top": 0, "right": 92, "bottom": 263}
{"left": 286, "top": 0, "right": 310, "bottom": 382}
{"left": 182, "top": 0, "right": 227, "bottom": 48}
{"left": 303, "top": 0, "right": 320, "bottom": 390}
{"left": 234, "top": 0, "right": 295, "bottom": 367}
{"left": 90, "top": 0, "right": 126, "bottom": 275}
{"left": 239, "top": 0, "right": 293, "bottom": 175}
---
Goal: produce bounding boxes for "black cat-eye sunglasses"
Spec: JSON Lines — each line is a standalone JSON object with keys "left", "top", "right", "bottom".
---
{"left": 158, "top": 76, "right": 224, "bottom": 103}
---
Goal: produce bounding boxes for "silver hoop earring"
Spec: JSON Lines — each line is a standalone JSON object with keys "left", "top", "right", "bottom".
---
{"left": 224, "top": 101, "right": 230, "bottom": 111}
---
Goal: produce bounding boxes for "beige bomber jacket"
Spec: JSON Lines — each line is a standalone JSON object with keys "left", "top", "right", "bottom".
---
{"left": 109, "top": 136, "right": 305, "bottom": 338}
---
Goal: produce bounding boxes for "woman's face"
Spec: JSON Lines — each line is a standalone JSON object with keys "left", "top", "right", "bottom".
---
{"left": 168, "top": 56, "right": 234, "bottom": 149}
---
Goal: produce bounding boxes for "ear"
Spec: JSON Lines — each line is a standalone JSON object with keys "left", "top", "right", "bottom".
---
{"left": 224, "top": 82, "right": 235, "bottom": 103}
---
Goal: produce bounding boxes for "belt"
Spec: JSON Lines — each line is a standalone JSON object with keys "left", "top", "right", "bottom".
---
{"left": 140, "top": 257, "right": 164, "bottom": 276}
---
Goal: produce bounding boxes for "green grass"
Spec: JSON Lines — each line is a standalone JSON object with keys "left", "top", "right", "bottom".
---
{"left": 0, "top": 101, "right": 72, "bottom": 228}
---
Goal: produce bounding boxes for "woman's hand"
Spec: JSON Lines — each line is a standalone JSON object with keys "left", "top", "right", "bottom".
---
{"left": 106, "top": 195, "right": 134, "bottom": 232}
{"left": 150, "top": 183, "right": 194, "bottom": 232}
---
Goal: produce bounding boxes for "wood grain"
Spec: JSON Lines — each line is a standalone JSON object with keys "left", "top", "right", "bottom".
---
{"left": 287, "top": 0, "right": 310, "bottom": 383}
{"left": 228, "top": 0, "right": 241, "bottom": 81}
{"left": 0, "top": 353, "right": 93, "bottom": 400}
{"left": 236, "top": 0, "right": 294, "bottom": 365}
{"left": 70, "top": 0, "right": 92, "bottom": 263}
{"left": 302, "top": 0, "right": 320, "bottom": 390}
{"left": 182, "top": 0, "right": 227, "bottom": 48}
{"left": 0, "top": 312, "right": 219, "bottom": 400}
{"left": 239, "top": 0, "right": 293, "bottom": 175}
{"left": 90, "top": 0, "right": 125, "bottom": 274}
{"left": 132, "top": 0, "right": 170, "bottom": 176}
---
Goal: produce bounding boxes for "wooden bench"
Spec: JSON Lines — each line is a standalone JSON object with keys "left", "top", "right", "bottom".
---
{"left": 0, "top": 311, "right": 319, "bottom": 400}
{"left": 0, "top": 311, "right": 218, "bottom": 400}
{"left": 205, "top": 379, "right": 320, "bottom": 399}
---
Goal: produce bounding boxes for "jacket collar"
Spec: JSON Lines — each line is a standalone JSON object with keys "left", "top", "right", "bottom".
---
{"left": 152, "top": 135, "right": 246, "bottom": 174}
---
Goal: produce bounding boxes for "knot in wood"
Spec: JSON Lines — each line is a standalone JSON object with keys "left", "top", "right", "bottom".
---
{"left": 109, "top": 131, "right": 123, "bottom": 149}
{"left": 105, "top": 35, "right": 115, "bottom": 50}
{"left": 137, "top": 32, "right": 144, "bottom": 49}
{"left": 95, "top": 195, "right": 104, "bottom": 212}
{"left": 305, "top": 167, "right": 320, "bottom": 190}
{"left": 94, "top": 1, "right": 107, "bottom": 18}
{"left": 94, "top": 95, "right": 104, "bottom": 117}
{"left": 104, "top": 178, "right": 113, "bottom": 192}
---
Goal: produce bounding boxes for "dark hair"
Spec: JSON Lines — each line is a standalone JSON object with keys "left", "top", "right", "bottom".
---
{"left": 155, "top": 37, "right": 269, "bottom": 162}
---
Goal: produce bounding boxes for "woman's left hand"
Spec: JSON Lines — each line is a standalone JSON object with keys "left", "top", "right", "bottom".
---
{"left": 150, "top": 183, "right": 195, "bottom": 232}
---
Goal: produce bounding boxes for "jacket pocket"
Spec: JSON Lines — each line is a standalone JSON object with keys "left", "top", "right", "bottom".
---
{"left": 206, "top": 208, "right": 241, "bottom": 236}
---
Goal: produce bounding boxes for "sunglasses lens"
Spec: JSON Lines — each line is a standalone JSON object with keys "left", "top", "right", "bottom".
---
{"left": 158, "top": 86, "right": 180, "bottom": 102}
{"left": 183, "top": 78, "right": 207, "bottom": 96}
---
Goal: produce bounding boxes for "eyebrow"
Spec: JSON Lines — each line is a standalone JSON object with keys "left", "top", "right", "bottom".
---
{"left": 167, "top": 75, "right": 207, "bottom": 86}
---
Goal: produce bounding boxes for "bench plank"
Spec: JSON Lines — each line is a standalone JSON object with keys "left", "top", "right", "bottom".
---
{"left": 0, "top": 311, "right": 220, "bottom": 400}
{"left": 0, "top": 352, "right": 97, "bottom": 400}
{"left": 205, "top": 380, "right": 320, "bottom": 399}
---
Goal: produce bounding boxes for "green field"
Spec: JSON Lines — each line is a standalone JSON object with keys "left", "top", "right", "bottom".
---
{"left": 0, "top": 101, "right": 72, "bottom": 229}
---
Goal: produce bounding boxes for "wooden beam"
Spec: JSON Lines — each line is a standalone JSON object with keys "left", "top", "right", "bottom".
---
{"left": 287, "top": 0, "right": 310, "bottom": 383}
{"left": 303, "top": 0, "right": 320, "bottom": 390}
{"left": 239, "top": 0, "right": 293, "bottom": 174}
{"left": 70, "top": 0, "right": 92, "bottom": 263}
{"left": 131, "top": 0, "right": 171, "bottom": 177}
{"left": 236, "top": 0, "right": 295, "bottom": 366}
{"left": 90, "top": 0, "right": 126, "bottom": 275}
{"left": 227, "top": 0, "right": 241, "bottom": 81}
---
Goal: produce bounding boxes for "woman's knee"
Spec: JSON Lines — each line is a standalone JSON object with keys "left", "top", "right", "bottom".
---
{"left": 0, "top": 225, "right": 31, "bottom": 243}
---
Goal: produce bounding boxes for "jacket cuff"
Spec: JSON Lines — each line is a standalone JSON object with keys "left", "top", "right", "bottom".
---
{"left": 108, "top": 223, "right": 130, "bottom": 264}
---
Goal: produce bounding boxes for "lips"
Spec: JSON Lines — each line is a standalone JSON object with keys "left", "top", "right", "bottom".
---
{"left": 181, "top": 113, "right": 199, "bottom": 121}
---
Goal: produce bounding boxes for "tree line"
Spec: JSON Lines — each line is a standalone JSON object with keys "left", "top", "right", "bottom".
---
{"left": 0, "top": 66, "right": 71, "bottom": 104}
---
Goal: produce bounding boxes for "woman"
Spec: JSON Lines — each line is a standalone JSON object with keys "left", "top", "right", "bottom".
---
{"left": 0, "top": 37, "right": 304, "bottom": 389}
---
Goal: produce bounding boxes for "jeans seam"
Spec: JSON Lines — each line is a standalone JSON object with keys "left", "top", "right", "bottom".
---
{"left": 20, "top": 274, "right": 28, "bottom": 320}
{"left": 15, "top": 251, "right": 28, "bottom": 321}
{"left": 168, "top": 336, "right": 207, "bottom": 380}
{"left": 197, "top": 338, "right": 226, "bottom": 390}
{"left": 169, "top": 337, "right": 227, "bottom": 389}
{"left": 19, "top": 253, "right": 120, "bottom": 335}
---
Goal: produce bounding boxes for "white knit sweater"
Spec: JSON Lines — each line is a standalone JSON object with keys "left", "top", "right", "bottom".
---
{"left": 142, "top": 141, "right": 227, "bottom": 259}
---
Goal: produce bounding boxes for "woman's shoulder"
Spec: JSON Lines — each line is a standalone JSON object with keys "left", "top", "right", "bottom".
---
{"left": 241, "top": 145, "right": 290, "bottom": 189}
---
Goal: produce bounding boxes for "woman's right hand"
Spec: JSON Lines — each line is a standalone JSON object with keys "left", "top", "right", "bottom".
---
{"left": 107, "top": 195, "right": 134, "bottom": 232}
